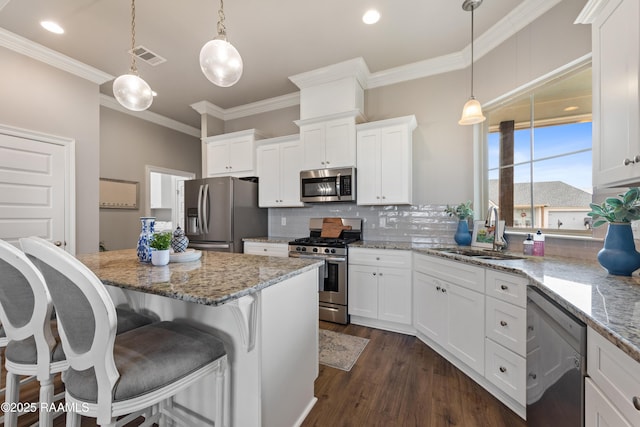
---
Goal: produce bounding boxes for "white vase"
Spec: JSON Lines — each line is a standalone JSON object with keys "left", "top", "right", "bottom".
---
{"left": 151, "top": 249, "right": 170, "bottom": 266}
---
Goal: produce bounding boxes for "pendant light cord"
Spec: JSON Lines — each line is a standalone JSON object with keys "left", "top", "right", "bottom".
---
{"left": 470, "top": 6, "right": 474, "bottom": 98}
{"left": 130, "top": 0, "right": 138, "bottom": 75}
{"left": 217, "top": 0, "right": 227, "bottom": 39}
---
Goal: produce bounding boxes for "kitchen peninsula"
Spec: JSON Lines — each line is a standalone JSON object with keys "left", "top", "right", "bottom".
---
{"left": 77, "top": 249, "right": 323, "bottom": 427}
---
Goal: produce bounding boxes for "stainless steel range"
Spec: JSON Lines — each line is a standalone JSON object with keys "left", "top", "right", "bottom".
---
{"left": 288, "top": 218, "right": 362, "bottom": 324}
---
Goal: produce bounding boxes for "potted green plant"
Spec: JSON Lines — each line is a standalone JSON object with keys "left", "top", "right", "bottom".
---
{"left": 149, "top": 231, "right": 172, "bottom": 266}
{"left": 587, "top": 187, "right": 640, "bottom": 275}
{"left": 444, "top": 201, "right": 474, "bottom": 246}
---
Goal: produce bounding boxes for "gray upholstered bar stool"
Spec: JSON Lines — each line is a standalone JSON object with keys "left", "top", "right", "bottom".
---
{"left": 0, "top": 239, "right": 69, "bottom": 427}
{"left": 0, "top": 239, "right": 154, "bottom": 427}
{"left": 21, "top": 236, "right": 229, "bottom": 427}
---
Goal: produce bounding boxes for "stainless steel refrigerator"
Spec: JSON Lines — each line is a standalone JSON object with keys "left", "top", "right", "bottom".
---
{"left": 184, "top": 177, "right": 267, "bottom": 252}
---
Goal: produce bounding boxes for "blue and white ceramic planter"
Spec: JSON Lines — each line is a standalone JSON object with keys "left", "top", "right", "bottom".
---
{"left": 137, "top": 217, "right": 156, "bottom": 263}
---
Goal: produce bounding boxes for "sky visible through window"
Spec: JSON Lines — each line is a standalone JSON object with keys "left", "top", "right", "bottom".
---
{"left": 488, "top": 121, "right": 593, "bottom": 194}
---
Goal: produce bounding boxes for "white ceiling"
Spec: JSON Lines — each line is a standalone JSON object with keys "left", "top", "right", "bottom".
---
{"left": 0, "top": 0, "right": 560, "bottom": 130}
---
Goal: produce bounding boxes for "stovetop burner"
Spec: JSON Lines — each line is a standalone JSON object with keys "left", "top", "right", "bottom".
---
{"left": 289, "top": 236, "right": 359, "bottom": 247}
{"left": 288, "top": 217, "right": 363, "bottom": 256}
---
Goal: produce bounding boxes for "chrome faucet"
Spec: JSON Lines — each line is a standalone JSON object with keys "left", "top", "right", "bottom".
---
{"left": 486, "top": 206, "right": 506, "bottom": 251}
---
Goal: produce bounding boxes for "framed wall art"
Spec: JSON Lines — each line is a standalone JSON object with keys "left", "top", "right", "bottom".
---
{"left": 99, "top": 178, "right": 139, "bottom": 209}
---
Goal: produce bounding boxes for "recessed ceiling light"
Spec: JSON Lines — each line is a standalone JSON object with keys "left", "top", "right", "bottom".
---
{"left": 362, "top": 9, "right": 380, "bottom": 25}
{"left": 564, "top": 106, "right": 579, "bottom": 112}
{"left": 40, "top": 20, "right": 64, "bottom": 34}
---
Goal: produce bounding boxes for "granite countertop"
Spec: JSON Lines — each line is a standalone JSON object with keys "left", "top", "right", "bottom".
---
{"left": 77, "top": 249, "right": 323, "bottom": 306}
{"left": 408, "top": 246, "right": 640, "bottom": 364}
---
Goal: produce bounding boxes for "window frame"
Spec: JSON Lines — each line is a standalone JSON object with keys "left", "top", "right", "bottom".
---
{"left": 475, "top": 54, "right": 593, "bottom": 237}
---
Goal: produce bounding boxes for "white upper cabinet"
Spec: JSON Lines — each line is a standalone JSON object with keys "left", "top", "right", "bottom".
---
{"left": 203, "top": 129, "right": 265, "bottom": 178}
{"left": 590, "top": 0, "right": 640, "bottom": 188}
{"left": 297, "top": 113, "right": 358, "bottom": 170}
{"left": 356, "top": 115, "right": 417, "bottom": 205}
{"left": 256, "top": 135, "right": 304, "bottom": 207}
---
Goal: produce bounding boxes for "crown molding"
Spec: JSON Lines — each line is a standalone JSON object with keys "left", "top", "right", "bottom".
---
{"left": 191, "top": 92, "right": 300, "bottom": 121}
{"left": 367, "top": 52, "right": 466, "bottom": 89}
{"left": 190, "top": 100, "right": 225, "bottom": 120}
{"left": 289, "top": 57, "right": 370, "bottom": 90}
{"left": 0, "top": 28, "right": 113, "bottom": 84}
{"left": 574, "top": 0, "right": 609, "bottom": 24}
{"left": 223, "top": 92, "right": 300, "bottom": 120}
{"left": 101, "top": 94, "right": 200, "bottom": 137}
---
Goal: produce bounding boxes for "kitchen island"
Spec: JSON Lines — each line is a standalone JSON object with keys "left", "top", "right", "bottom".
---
{"left": 77, "top": 249, "right": 323, "bottom": 427}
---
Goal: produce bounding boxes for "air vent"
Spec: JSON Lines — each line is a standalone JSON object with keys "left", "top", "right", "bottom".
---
{"left": 130, "top": 45, "right": 166, "bottom": 66}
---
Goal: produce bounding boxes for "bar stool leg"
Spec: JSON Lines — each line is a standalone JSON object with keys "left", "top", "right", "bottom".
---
{"left": 66, "top": 410, "right": 81, "bottom": 427}
{"left": 4, "top": 372, "right": 19, "bottom": 427}
{"left": 39, "top": 375, "right": 54, "bottom": 427}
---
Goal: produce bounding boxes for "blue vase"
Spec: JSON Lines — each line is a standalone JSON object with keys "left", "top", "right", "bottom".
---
{"left": 454, "top": 220, "right": 472, "bottom": 246}
{"left": 597, "top": 223, "right": 640, "bottom": 276}
{"left": 137, "top": 217, "right": 156, "bottom": 263}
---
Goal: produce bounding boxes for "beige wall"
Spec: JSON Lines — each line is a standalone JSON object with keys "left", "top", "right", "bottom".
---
{"left": 0, "top": 47, "right": 100, "bottom": 254}
{"left": 99, "top": 107, "right": 201, "bottom": 251}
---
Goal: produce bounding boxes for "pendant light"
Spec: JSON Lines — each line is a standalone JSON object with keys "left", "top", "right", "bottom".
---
{"left": 113, "top": 0, "right": 153, "bottom": 112}
{"left": 199, "top": 0, "right": 243, "bottom": 87}
{"left": 459, "top": 0, "right": 486, "bottom": 125}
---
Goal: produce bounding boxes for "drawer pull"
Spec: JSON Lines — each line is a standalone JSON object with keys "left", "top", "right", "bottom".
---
{"left": 500, "top": 320, "right": 508, "bottom": 327}
{"left": 499, "top": 366, "right": 507, "bottom": 373}
{"left": 633, "top": 396, "right": 640, "bottom": 411}
{"left": 441, "top": 288, "right": 447, "bottom": 294}
{"left": 500, "top": 284, "right": 508, "bottom": 290}
{"left": 529, "top": 373, "right": 537, "bottom": 380}
{"left": 436, "top": 286, "right": 441, "bottom": 291}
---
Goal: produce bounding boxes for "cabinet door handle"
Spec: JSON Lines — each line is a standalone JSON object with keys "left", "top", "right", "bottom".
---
{"left": 624, "top": 157, "right": 639, "bottom": 166}
{"left": 441, "top": 288, "right": 447, "bottom": 293}
{"left": 500, "top": 284, "right": 508, "bottom": 290}
{"left": 499, "top": 366, "right": 507, "bottom": 373}
{"left": 500, "top": 320, "right": 508, "bottom": 327}
{"left": 633, "top": 396, "right": 640, "bottom": 411}
{"left": 379, "top": 273, "right": 383, "bottom": 276}
{"left": 436, "top": 286, "right": 441, "bottom": 291}
{"left": 373, "top": 272, "right": 376, "bottom": 276}
{"left": 528, "top": 372, "right": 537, "bottom": 380}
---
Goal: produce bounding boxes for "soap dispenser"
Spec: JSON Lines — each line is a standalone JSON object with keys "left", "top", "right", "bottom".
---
{"left": 523, "top": 234, "right": 534, "bottom": 256}
{"left": 533, "top": 230, "right": 545, "bottom": 256}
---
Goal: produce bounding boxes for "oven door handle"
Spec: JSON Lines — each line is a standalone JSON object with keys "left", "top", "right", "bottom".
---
{"left": 289, "top": 253, "right": 346, "bottom": 262}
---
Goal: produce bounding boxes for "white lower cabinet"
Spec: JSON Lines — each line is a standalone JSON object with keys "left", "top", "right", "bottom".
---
{"left": 413, "top": 254, "right": 527, "bottom": 419}
{"left": 243, "top": 241, "right": 289, "bottom": 258}
{"left": 413, "top": 255, "right": 485, "bottom": 375}
{"left": 586, "top": 327, "right": 640, "bottom": 426}
{"left": 348, "top": 248, "right": 412, "bottom": 333}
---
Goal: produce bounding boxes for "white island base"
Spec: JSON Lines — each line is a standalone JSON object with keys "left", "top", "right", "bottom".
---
{"left": 107, "top": 268, "right": 319, "bottom": 427}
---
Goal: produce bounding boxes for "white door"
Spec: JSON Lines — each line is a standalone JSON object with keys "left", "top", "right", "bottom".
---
{"left": 0, "top": 128, "right": 71, "bottom": 250}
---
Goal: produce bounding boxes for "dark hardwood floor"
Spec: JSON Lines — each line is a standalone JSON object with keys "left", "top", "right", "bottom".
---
{"left": 303, "top": 321, "right": 527, "bottom": 427}
{"left": 5, "top": 322, "right": 526, "bottom": 426}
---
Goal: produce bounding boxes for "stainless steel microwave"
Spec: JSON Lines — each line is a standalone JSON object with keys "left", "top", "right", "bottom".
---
{"left": 300, "top": 167, "right": 356, "bottom": 203}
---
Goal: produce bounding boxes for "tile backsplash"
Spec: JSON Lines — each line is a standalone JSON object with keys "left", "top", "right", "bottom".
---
{"left": 268, "top": 204, "right": 458, "bottom": 246}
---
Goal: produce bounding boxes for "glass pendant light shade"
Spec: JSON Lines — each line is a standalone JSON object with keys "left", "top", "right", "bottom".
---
{"left": 458, "top": 97, "right": 486, "bottom": 125}
{"left": 199, "top": 37, "right": 243, "bottom": 87}
{"left": 113, "top": 73, "right": 153, "bottom": 111}
{"left": 114, "top": 0, "right": 153, "bottom": 112}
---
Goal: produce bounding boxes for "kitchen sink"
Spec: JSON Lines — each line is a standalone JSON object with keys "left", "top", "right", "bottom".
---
{"left": 430, "top": 247, "right": 525, "bottom": 260}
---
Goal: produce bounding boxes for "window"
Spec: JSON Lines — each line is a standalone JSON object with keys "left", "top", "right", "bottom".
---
{"left": 485, "top": 66, "right": 592, "bottom": 234}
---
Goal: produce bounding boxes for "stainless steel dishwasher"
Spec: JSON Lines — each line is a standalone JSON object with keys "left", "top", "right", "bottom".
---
{"left": 526, "top": 286, "right": 586, "bottom": 426}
